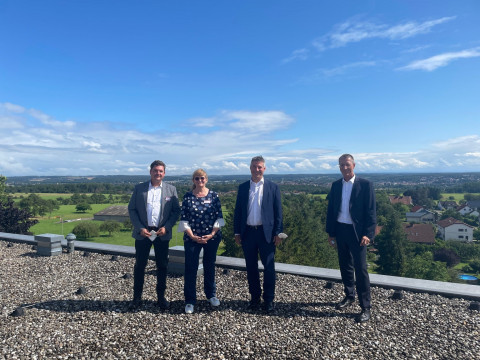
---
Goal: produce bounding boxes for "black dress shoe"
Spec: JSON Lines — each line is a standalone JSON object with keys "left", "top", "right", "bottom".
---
{"left": 157, "top": 297, "right": 170, "bottom": 310}
{"left": 264, "top": 301, "right": 275, "bottom": 313}
{"left": 356, "top": 308, "right": 371, "bottom": 323}
{"left": 335, "top": 296, "right": 355, "bottom": 310}
{"left": 246, "top": 299, "right": 261, "bottom": 310}
{"left": 129, "top": 298, "right": 143, "bottom": 309}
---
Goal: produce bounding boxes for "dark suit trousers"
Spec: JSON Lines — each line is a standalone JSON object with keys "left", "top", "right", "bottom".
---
{"left": 241, "top": 226, "right": 276, "bottom": 302}
{"left": 133, "top": 237, "right": 169, "bottom": 300}
{"left": 335, "top": 222, "right": 371, "bottom": 309}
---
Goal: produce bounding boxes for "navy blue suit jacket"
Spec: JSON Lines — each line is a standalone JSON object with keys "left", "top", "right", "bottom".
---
{"left": 234, "top": 179, "right": 283, "bottom": 243}
{"left": 326, "top": 177, "right": 376, "bottom": 242}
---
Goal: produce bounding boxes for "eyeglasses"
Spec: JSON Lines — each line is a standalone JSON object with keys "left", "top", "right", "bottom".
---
{"left": 194, "top": 176, "right": 206, "bottom": 181}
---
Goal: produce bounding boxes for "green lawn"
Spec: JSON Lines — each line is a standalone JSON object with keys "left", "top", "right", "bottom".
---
{"left": 29, "top": 200, "right": 225, "bottom": 253}
{"left": 440, "top": 193, "right": 465, "bottom": 202}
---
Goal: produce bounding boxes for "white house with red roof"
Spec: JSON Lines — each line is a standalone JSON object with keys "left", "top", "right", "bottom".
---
{"left": 456, "top": 204, "right": 473, "bottom": 216}
{"left": 436, "top": 217, "right": 474, "bottom": 242}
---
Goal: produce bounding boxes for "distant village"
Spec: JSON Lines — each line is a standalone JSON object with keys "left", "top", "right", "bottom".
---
{"left": 389, "top": 195, "right": 479, "bottom": 244}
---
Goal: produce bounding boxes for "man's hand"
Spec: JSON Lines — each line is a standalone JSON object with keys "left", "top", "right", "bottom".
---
{"left": 140, "top": 228, "right": 151, "bottom": 238}
{"left": 328, "top": 236, "right": 336, "bottom": 248}
{"left": 235, "top": 234, "right": 242, "bottom": 245}
{"left": 156, "top": 227, "right": 167, "bottom": 237}
{"left": 273, "top": 235, "right": 282, "bottom": 246}
{"left": 360, "top": 236, "right": 370, "bottom": 246}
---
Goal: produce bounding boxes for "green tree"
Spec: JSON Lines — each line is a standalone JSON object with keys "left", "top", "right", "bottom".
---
{"left": 123, "top": 219, "right": 133, "bottom": 231}
{"left": 76, "top": 203, "right": 92, "bottom": 213}
{"left": 469, "top": 259, "right": 480, "bottom": 273}
{"left": 404, "top": 252, "right": 450, "bottom": 281}
{"left": 18, "top": 193, "right": 43, "bottom": 216}
{"left": 221, "top": 201, "right": 243, "bottom": 258}
{"left": 474, "top": 228, "right": 480, "bottom": 241}
{"left": 375, "top": 207, "right": 407, "bottom": 276}
{"left": 0, "top": 198, "right": 38, "bottom": 234}
{"left": 90, "top": 193, "right": 107, "bottom": 204}
{"left": 276, "top": 194, "right": 338, "bottom": 268}
{"left": 99, "top": 220, "right": 122, "bottom": 236}
{"left": 72, "top": 222, "right": 99, "bottom": 239}
{"left": 0, "top": 175, "right": 7, "bottom": 202}
{"left": 440, "top": 209, "right": 462, "bottom": 221}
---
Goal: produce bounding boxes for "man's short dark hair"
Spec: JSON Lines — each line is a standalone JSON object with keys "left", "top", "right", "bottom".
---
{"left": 338, "top": 154, "right": 354, "bottom": 163}
{"left": 150, "top": 160, "right": 166, "bottom": 170}
{"left": 251, "top": 156, "right": 265, "bottom": 165}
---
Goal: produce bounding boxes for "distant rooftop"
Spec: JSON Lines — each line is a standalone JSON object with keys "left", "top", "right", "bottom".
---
{"left": 1, "top": 241, "right": 479, "bottom": 359}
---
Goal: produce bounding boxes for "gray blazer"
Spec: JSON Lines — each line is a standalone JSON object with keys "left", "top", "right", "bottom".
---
{"left": 128, "top": 181, "right": 181, "bottom": 241}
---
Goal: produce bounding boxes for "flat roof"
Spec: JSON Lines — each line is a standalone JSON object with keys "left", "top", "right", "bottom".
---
{"left": 1, "top": 241, "right": 479, "bottom": 359}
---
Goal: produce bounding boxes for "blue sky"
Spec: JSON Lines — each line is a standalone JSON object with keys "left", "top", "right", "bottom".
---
{"left": 1, "top": 0, "right": 480, "bottom": 176}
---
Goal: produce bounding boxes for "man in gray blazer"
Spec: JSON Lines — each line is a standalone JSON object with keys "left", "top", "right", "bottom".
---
{"left": 128, "top": 160, "right": 181, "bottom": 309}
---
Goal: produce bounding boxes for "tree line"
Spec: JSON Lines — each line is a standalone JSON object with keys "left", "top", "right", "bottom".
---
{"left": 2, "top": 175, "right": 480, "bottom": 283}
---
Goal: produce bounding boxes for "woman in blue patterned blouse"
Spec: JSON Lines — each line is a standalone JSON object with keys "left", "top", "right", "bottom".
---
{"left": 178, "top": 168, "right": 225, "bottom": 314}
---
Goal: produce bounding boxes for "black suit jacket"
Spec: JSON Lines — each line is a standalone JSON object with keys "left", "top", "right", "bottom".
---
{"left": 234, "top": 179, "right": 283, "bottom": 243}
{"left": 326, "top": 177, "right": 376, "bottom": 242}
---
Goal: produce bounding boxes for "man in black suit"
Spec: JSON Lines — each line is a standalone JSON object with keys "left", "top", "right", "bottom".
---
{"left": 326, "top": 154, "right": 376, "bottom": 323}
{"left": 128, "top": 160, "right": 181, "bottom": 309}
{"left": 234, "top": 156, "right": 283, "bottom": 313}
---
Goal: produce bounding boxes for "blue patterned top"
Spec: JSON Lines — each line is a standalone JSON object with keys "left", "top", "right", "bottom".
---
{"left": 180, "top": 190, "right": 223, "bottom": 242}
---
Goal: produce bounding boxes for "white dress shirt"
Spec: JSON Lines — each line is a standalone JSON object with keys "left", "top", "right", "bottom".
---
{"left": 147, "top": 182, "right": 162, "bottom": 227}
{"left": 247, "top": 178, "right": 264, "bottom": 226}
{"left": 337, "top": 175, "right": 355, "bottom": 224}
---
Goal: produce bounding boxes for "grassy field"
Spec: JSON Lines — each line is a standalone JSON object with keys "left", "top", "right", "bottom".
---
{"left": 27, "top": 193, "right": 224, "bottom": 252}
{"left": 440, "top": 193, "right": 466, "bottom": 202}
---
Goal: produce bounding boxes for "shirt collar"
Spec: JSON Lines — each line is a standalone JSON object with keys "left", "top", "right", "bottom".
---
{"left": 342, "top": 175, "right": 355, "bottom": 185}
{"left": 250, "top": 177, "right": 264, "bottom": 186}
{"left": 149, "top": 181, "right": 163, "bottom": 190}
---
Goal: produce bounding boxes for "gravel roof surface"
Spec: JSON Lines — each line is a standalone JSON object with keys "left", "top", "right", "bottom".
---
{"left": 1, "top": 242, "right": 479, "bottom": 360}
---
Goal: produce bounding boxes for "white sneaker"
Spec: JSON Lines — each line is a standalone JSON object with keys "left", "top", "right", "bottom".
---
{"left": 207, "top": 297, "right": 220, "bottom": 307}
{"left": 185, "top": 304, "right": 194, "bottom": 314}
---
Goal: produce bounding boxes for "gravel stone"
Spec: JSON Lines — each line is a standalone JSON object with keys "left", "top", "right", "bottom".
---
{"left": 1, "top": 242, "right": 479, "bottom": 359}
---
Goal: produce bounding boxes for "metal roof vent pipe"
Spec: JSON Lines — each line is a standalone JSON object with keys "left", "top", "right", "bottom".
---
{"left": 66, "top": 233, "right": 76, "bottom": 254}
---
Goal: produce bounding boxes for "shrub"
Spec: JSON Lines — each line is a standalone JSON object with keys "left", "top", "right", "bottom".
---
{"left": 433, "top": 248, "right": 460, "bottom": 268}
{"left": 72, "top": 222, "right": 99, "bottom": 239}
{"left": 99, "top": 221, "right": 122, "bottom": 236}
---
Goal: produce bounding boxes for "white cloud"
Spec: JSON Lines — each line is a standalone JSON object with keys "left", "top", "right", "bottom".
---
{"left": 223, "top": 110, "right": 295, "bottom": 133}
{"left": 465, "top": 152, "right": 480, "bottom": 158}
{"left": 294, "top": 159, "right": 315, "bottom": 170}
{"left": 0, "top": 116, "right": 23, "bottom": 129}
{"left": 398, "top": 47, "right": 480, "bottom": 71}
{"left": 1, "top": 102, "right": 25, "bottom": 113}
{"left": 319, "top": 61, "right": 376, "bottom": 77}
{"left": 282, "top": 48, "right": 309, "bottom": 64}
{"left": 284, "top": 16, "right": 455, "bottom": 65}
{"left": 320, "top": 16, "right": 456, "bottom": 49}
{"left": 188, "top": 117, "right": 216, "bottom": 127}
{"left": 1, "top": 103, "right": 480, "bottom": 176}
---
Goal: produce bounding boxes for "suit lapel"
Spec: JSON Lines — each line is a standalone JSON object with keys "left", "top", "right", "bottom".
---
{"left": 350, "top": 180, "right": 361, "bottom": 209}
{"left": 261, "top": 180, "right": 269, "bottom": 213}
{"left": 142, "top": 182, "right": 149, "bottom": 208}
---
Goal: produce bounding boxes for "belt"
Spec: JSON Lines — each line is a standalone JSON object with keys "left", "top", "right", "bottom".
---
{"left": 336, "top": 221, "right": 353, "bottom": 227}
{"left": 246, "top": 225, "right": 263, "bottom": 230}
{"left": 147, "top": 226, "right": 159, "bottom": 231}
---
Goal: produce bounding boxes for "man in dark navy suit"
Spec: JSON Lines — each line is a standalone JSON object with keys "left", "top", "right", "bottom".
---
{"left": 326, "top": 154, "right": 376, "bottom": 323}
{"left": 234, "top": 156, "right": 283, "bottom": 313}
